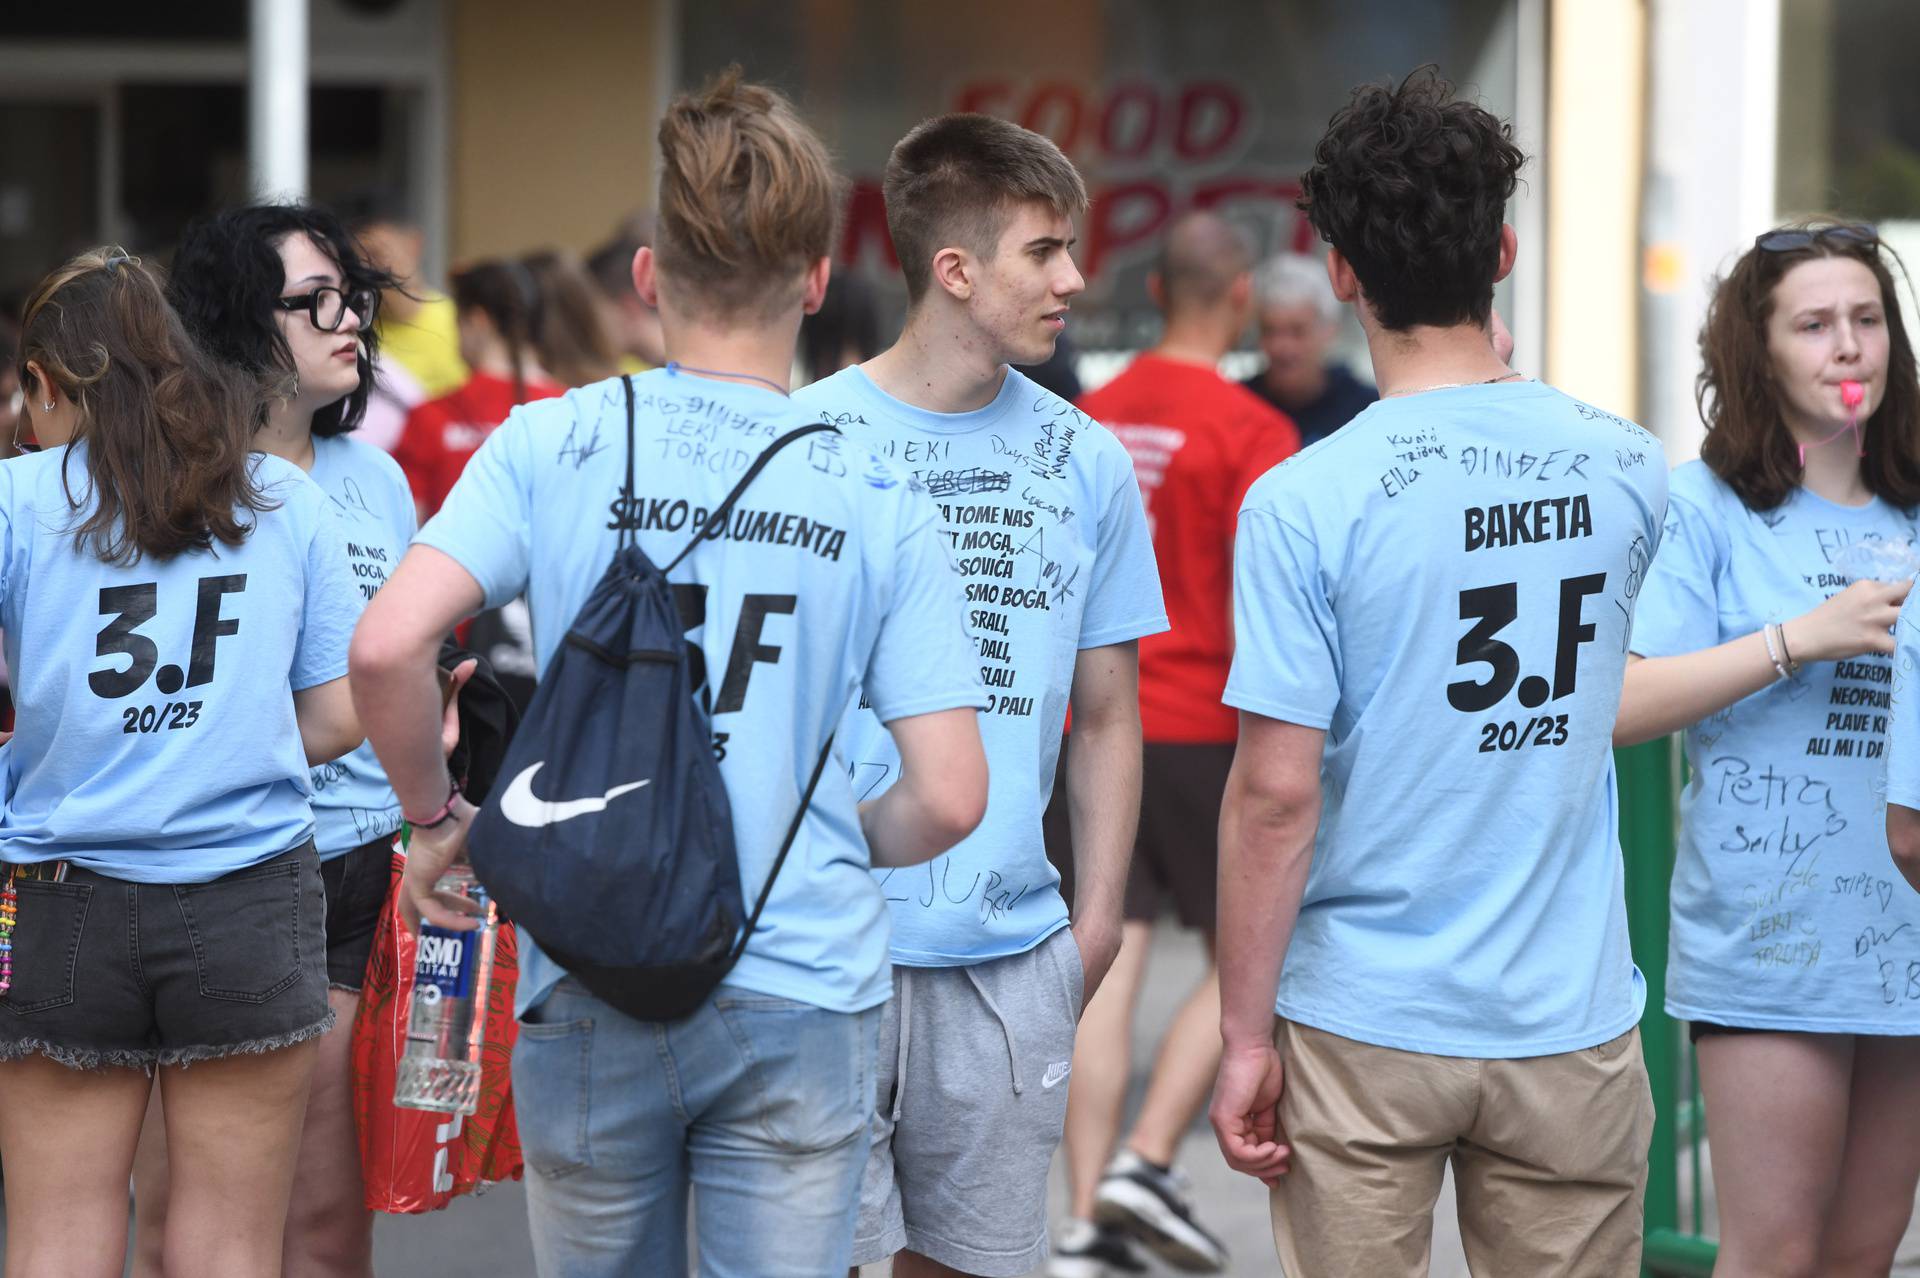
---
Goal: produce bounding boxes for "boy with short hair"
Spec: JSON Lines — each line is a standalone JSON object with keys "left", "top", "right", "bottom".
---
{"left": 1209, "top": 70, "right": 1665, "bottom": 1277}
{"left": 796, "top": 114, "right": 1166, "bottom": 1278}
{"left": 354, "top": 74, "right": 990, "bottom": 1277}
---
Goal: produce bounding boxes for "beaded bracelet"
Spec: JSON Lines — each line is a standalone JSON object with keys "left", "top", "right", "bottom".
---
{"left": 0, "top": 873, "right": 16, "bottom": 996}
{"left": 1762, "top": 623, "right": 1798, "bottom": 681}
{"left": 406, "top": 779, "right": 463, "bottom": 831}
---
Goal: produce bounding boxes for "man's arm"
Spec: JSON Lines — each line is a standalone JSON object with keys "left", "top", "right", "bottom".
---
{"left": 350, "top": 544, "right": 486, "bottom": 933}
{"left": 1209, "top": 711, "right": 1324, "bottom": 1185}
{"left": 1063, "top": 640, "right": 1142, "bottom": 1005}
{"left": 861, "top": 707, "right": 988, "bottom": 867}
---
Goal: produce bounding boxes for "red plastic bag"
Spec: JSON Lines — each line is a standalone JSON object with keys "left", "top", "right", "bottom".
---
{"left": 352, "top": 848, "right": 524, "bottom": 1212}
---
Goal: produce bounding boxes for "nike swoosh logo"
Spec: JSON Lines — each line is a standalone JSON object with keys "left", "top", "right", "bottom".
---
{"left": 1041, "top": 1061, "right": 1072, "bottom": 1089}
{"left": 498, "top": 762, "right": 650, "bottom": 828}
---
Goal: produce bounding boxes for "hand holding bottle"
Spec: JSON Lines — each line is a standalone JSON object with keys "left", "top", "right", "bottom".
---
{"left": 1782, "top": 578, "right": 1911, "bottom": 663}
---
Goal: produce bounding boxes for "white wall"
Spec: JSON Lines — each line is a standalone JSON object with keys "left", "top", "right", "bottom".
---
{"left": 1641, "top": 0, "right": 1781, "bottom": 459}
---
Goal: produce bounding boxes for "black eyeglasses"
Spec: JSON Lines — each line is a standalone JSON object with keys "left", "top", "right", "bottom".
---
{"left": 274, "top": 286, "right": 377, "bottom": 332}
{"left": 1755, "top": 224, "right": 1878, "bottom": 253}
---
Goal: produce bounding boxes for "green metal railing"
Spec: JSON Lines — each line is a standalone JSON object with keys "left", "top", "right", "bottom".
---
{"left": 1617, "top": 739, "right": 1718, "bottom": 1276}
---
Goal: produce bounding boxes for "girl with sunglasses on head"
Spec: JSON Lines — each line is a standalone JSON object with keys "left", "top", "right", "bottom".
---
{"left": 144, "top": 203, "right": 461, "bottom": 1278}
{"left": 1618, "top": 220, "right": 1920, "bottom": 1276}
{"left": 0, "top": 248, "right": 363, "bottom": 1278}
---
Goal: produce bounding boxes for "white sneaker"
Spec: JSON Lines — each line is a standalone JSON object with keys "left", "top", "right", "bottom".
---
{"left": 1047, "top": 1217, "right": 1147, "bottom": 1278}
{"left": 1093, "top": 1149, "right": 1229, "bottom": 1273}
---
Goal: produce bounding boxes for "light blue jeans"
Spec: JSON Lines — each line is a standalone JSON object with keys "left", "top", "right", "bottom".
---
{"left": 512, "top": 977, "right": 882, "bottom": 1278}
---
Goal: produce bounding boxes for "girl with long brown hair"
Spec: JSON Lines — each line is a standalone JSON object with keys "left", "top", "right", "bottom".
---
{"left": 0, "top": 248, "right": 363, "bottom": 1277}
{"left": 1619, "top": 222, "right": 1920, "bottom": 1275}
{"left": 521, "top": 248, "right": 621, "bottom": 389}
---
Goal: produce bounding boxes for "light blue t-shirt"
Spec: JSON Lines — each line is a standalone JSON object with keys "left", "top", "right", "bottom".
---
{"left": 1225, "top": 382, "right": 1667, "bottom": 1057}
{"left": 1889, "top": 593, "right": 1920, "bottom": 818}
{"left": 307, "top": 435, "right": 416, "bottom": 858}
{"left": 417, "top": 369, "right": 986, "bottom": 1016}
{"left": 795, "top": 366, "right": 1167, "bottom": 966}
{"left": 1636, "top": 460, "right": 1920, "bottom": 1032}
{"left": 0, "top": 446, "right": 358, "bottom": 883}
{"left": 1886, "top": 598, "right": 1920, "bottom": 985}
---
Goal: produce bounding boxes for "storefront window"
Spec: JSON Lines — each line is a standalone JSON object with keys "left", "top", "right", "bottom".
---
{"left": 0, "top": 83, "right": 423, "bottom": 293}
{"left": 682, "top": 0, "right": 1517, "bottom": 356}
{"left": 1778, "top": 0, "right": 1920, "bottom": 224}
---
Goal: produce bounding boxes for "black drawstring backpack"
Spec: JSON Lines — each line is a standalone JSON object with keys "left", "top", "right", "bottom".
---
{"left": 467, "top": 376, "right": 835, "bottom": 1021}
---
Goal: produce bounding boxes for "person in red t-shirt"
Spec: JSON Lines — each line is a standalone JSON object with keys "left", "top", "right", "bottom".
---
{"left": 393, "top": 259, "right": 565, "bottom": 521}
{"left": 1045, "top": 212, "right": 1298, "bottom": 1277}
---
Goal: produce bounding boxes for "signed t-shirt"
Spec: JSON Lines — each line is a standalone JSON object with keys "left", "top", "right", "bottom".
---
{"left": 418, "top": 369, "right": 985, "bottom": 1015}
{"left": 1635, "top": 460, "right": 1920, "bottom": 1032}
{"left": 795, "top": 365, "right": 1167, "bottom": 966}
{"left": 306, "top": 434, "right": 417, "bottom": 859}
{"left": 0, "top": 447, "right": 357, "bottom": 882}
{"left": 1226, "top": 382, "right": 1667, "bottom": 1057}
{"left": 1887, "top": 592, "right": 1920, "bottom": 818}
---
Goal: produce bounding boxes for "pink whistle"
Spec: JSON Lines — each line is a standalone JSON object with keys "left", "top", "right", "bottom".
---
{"left": 1842, "top": 380, "right": 1865, "bottom": 410}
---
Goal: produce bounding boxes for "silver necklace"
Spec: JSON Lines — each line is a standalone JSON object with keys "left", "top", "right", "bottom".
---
{"left": 1382, "top": 372, "right": 1526, "bottom": 398}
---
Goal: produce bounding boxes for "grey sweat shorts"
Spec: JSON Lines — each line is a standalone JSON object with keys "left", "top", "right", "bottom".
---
{"left": 851, "top": 927, "right": 1085, "bottom": 1276}
{"left": 0, "top": 842, "right": 333, "bottom": 1070}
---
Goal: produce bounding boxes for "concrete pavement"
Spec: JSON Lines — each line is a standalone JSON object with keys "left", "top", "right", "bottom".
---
{"left": 12, "top": 921, "right": 1920, "bottom": 1275}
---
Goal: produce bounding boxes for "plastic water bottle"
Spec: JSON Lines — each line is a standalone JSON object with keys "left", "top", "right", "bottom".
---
{"left": 394, "top": 865, "right": 498, "bottom": 1115}
{"left": 1835, "top": 534, "right": 1920, "bottom": 585}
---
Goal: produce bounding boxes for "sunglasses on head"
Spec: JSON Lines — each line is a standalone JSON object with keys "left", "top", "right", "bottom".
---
{"left": 1755, "top": 224, "right": 1879, "bottom": 253}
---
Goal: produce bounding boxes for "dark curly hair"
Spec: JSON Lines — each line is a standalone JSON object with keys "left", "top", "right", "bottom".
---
{"left": 1298, "top": 68, "right": 1524, "bottom": 331}
{"left": 1698, "top": 222, "right": 1920, "bottom": 511}
{"left": 168, "top": 203, "right": 397, "bottom": 437}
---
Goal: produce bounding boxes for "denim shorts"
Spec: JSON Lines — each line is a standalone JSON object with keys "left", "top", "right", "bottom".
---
{"left": 319, "top": 835, "right": 394, "bottom": 993}
{"left": 513, "top": 978, "right": 882, "bottom": 1277}
{"left": 0, "top": 842, "right": 333, "bottom": 1070}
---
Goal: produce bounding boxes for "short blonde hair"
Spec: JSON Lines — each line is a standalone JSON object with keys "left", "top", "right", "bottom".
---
{"left": 654, "top": 67, "right": 845, "bottom": 320}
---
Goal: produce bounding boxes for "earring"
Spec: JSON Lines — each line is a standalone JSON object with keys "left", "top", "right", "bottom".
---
{"left": 41, "top": 403, "right": 52, "bottom": 413}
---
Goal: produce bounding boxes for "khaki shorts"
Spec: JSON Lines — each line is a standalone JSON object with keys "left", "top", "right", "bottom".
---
{"left": 1271, "top": 1020, "right": 1653, "bottom": 1278}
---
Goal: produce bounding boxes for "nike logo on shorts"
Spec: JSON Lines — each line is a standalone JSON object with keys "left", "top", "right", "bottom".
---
{"left": 498, "top": 762, "right": 650, "bottom": 827}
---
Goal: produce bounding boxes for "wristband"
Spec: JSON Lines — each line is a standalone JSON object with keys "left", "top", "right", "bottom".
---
{"left": 406, "top": 779, "right": 462, "bottom": 830}
{"left": 1776, "top": 621, "right": 1799, "bottom": 674}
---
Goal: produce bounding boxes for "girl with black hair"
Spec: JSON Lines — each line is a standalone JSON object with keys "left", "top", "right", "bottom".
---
{"left": 148, "top": 202, "right": 463, "bottom": 1278}
{"left": 392, "top": 258, "right": 563, "bottom": 522}
{"left": 1, "top": 248, "right": 363, "bottom": 1276}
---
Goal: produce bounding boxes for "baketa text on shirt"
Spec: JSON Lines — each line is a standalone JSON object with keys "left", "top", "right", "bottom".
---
{"left": 1464, "top": 494, "right": 1594, "bottom": 552}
